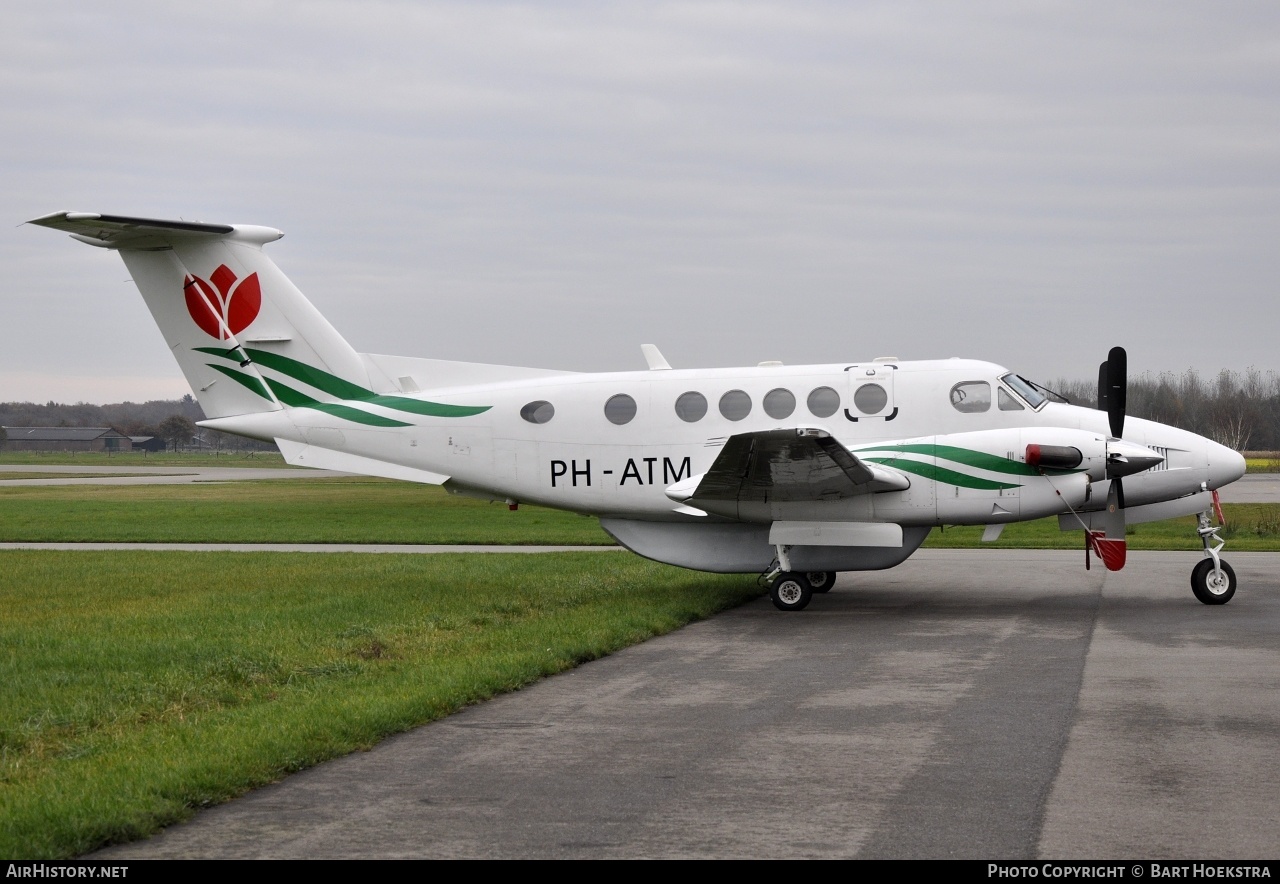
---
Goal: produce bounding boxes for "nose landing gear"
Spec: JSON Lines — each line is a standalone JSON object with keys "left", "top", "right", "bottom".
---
{"left": 1192, "top": 493, "right": 1235, "bottom": 605}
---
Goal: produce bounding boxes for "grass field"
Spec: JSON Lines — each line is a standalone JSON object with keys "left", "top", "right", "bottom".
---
{"left": 2, "top": 464, "right": 1275, "bottom": 859}
{"left": 0, "top": 478, "right": 614, "bottom": 545}
{"left": 0, "top": 450, "right": 289, "bottom": 467}
{"left": 0, "top": 551, "right": 760, "bottom": 858}
{"left": 3, "top": 477, "right": 1278, "bottom": 549}
{"left": 922, "top": 503, "right": 1280, "bottom": 551}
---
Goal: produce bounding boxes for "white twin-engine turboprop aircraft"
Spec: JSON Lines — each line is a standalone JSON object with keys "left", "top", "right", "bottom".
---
{"left": 30, "top": 211, "right": 1247, "bottom": 611}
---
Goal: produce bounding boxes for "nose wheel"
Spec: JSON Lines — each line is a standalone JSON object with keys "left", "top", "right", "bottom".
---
{"left": 1191, "top": 558, "right": 1236, "bottom": 605}
{"left": 1192, "top": 500, "right": 1235, "bottom": 605}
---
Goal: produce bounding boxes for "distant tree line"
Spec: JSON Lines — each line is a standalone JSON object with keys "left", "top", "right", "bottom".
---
{"left": 1048, "top": 368, "right": 1280, "bottom": 452}
{"left": 0, "top": 395, "right": 276, "bottom": 453}
{"left": 7, "top": 369, "right": 1280, "bottom": 453}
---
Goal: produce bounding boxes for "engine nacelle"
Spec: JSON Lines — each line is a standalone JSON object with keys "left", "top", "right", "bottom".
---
{"left": 926, "top": 428, "right": 1106, "bottom": 524}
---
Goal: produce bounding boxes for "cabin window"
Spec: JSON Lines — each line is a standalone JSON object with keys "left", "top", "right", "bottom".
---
{"left": 853, "top": 383, "right": 888, "bottom": 415}
{"left": 520, "top": 400, "right": 555, "bottom": 424}
{"left": 950, "top": 381, "right": 991, "bottom": 413}
{"left": 675, "top": 391, "right": 707, "bottom": 422}
{"left": 807, "top": 386, "right": 839, "bottom": 418}
{"left": 719, "top": 390, "right": 752, "bottom": 421}
{"left": 763, "top": 388, "right": 796, "bottom": 419}
{"left": 604, "top": 394, "right": 637, "bottom": 425}
{"left": 998, "top": 388, "right": 1025, "bottom": 411}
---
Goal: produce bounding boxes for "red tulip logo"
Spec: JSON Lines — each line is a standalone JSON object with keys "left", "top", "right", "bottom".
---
{"left": 184, "top": 264, "right": 262, "bottom": 340}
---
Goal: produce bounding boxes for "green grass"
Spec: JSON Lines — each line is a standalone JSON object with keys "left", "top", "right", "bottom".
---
{"left": 0, "top": 450, "right": 289, "bottom": 467}
{"left": 4, "top": 480, "right": 1278, "bottom": 550}
{"left": 0, "top": 479, "right": 613, "bottom": 545}
{"left": 0, "top": 550, "right": 761, "bottom": 858}
{"left": 1246, "top": 457, "right": 1280, "bottom": 473}
{"left": 923, "top": 503, "right": 1280, "bottom": 551}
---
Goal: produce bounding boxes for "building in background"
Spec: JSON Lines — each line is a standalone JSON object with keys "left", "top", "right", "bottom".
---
{"left": 2, "top": 427, "right": 133, "bottom": 452}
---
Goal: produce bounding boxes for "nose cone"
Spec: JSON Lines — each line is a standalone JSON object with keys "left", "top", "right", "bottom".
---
{"left": 1207, "top": 441, "right": 1246, "bottom": 489}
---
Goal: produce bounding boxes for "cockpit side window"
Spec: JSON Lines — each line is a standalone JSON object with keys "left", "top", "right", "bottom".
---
{"left": 1000, "top": 373, "right": 1048, "bottom": 409}
{"left": 950, "top": 381, "right": 991, "bottom": 413}
{"left": 998, "top": 388, "right": 1025, "bottom": 411}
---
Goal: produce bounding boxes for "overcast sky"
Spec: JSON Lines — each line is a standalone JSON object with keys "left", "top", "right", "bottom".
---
{"left": 3, "top": 2, "right": 1278, "bottom": 404}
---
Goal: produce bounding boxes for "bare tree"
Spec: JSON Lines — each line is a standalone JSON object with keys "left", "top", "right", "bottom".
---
{"left": 158, "top": 414, "right": 197, "bottom": 452}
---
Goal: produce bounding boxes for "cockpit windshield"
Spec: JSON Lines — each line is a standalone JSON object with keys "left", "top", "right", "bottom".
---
{"left": 1000, "top": 373, "right": 1048, "bottom": 409}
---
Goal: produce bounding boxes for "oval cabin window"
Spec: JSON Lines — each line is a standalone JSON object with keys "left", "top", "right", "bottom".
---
{"left": 520, "top": 400, "right": 555, "bottom": 424}
{"left": 763, "top": 388, "right": 796, "bottom": 419}
{"left": 853, "top": 383, "right": 888, "bottom": 414}
{"left": 719, "top": 390, "right": 752, "bottom": 421}
{"left": 675, "top": 391, "right": 708, "bottom": 423}
{"left": 807, "top": 386, "right": 840, "bottom": 418}
{"left": 604, "top": 393, "right": 637, "bottom": 425}
{"left": 950, "top": 381, "right": 991, "bottom": 413}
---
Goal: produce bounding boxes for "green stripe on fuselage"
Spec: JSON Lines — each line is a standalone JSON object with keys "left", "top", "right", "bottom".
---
{"left": 854, "top": 443, "right": 1070, "bottom": 477}
{"left": 864, "top": 457, "right": 1021, "bottom": 491}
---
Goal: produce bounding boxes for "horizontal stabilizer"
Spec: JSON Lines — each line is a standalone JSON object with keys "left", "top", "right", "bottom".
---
{"left": 275, "top": 438, "right": 449, "bottom": 485}
{"left": 28, "top": 211, "right": 283, "bottom": 250}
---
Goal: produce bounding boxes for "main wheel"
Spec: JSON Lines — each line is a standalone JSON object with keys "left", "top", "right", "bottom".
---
{"left": 770, "top": 573, "right": 813, "bottom": 612}
{"left": 806, "top": 571, "right": 837, "bottom": 594}
{"left": 1191, "top": 558, "right": 1236, "bottom": 605}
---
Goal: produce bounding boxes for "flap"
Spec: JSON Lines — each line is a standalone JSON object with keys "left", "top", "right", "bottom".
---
{"left": 667, "top": 428, "right": 909, "bottom": 506}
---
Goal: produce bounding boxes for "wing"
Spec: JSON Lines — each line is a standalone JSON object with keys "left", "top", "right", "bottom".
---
{"left": 666, "top": 428, "right": 909, "bottom": 512}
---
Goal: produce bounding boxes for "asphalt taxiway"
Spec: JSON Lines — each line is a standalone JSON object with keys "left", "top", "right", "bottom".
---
{"left": 89, "top": 549, "right": 1280, "bottom": 859}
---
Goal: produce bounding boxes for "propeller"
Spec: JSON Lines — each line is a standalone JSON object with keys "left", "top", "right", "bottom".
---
{"left": 1088, "top": 346, "right": 1153, "bottom": 571}
{"left": 1098, "top": 345, "right": 1127, "bottom": 439}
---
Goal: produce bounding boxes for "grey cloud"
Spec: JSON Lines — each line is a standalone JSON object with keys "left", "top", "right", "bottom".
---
{"left": 3, "top": 2, "right": 1279, "bottom": 402}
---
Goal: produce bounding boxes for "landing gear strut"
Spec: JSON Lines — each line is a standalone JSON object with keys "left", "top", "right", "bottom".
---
{"left": 1192, "top": 506, "right": 1235, "bottom": 605}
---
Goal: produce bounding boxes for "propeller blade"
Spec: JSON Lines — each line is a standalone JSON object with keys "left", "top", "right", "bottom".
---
{"left": 1087, "top": 479, "right": 1127, "bottom": 571}
{"left": 1106, "top": 346, "right": 1127, "bottom": 439}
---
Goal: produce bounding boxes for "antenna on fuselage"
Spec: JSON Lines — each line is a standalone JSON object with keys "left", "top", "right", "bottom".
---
{"left": 641, "top": 344, "right": 672, "bottom": 371}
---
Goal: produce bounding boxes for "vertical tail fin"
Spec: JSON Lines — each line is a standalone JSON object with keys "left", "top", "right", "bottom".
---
{"left": 29, "top": 212, "right": 373, "bottom": 419}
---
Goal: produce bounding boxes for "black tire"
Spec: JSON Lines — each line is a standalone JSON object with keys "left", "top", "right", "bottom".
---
{"left": 806, "top": 571, "right": 837, "bottom": 594}
{"left": 770, "top": 573, "right": 813, "bottom": 612}
{"left": 1191, "top": 558, "right": 1236, "bottom": 605}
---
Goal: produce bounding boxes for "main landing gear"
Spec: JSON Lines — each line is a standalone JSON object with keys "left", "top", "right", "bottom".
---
{"left": 765, "top": 546, "right": 837, "bottom": 611}
{"left": 770, "top": 572, "right": 813, "bottom": 611}
{"left": 1191, "top": 503, "right": 1236, "bottom": 605}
